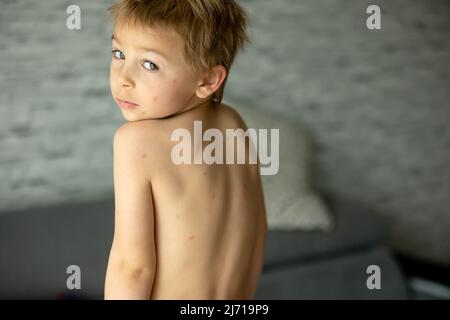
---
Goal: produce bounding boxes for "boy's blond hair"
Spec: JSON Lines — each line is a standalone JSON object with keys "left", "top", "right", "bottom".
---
{"left": 108, "top": 0, "right": 249, "bottom": 105}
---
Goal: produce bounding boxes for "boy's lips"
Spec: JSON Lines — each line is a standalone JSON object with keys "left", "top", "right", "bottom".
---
{"left": 116, "top": 97, "right": 139, "bottom": 109}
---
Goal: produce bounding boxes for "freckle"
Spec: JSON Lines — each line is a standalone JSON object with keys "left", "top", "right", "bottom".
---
{"left": 212, "top": 193, "right": 215, "bottom": 199}
{"left": 203, "top": 170, "right": 207, "bottom": 175}
{"left": 189, "top": 235, "right": 195, "bottom": 240}
{"left": 176, "top": 214, "right": 180, "bottom": 219}
{"left": 141, "top": 153, "right": 146, "bottom": 158}
{"left": 173, "top": 79, "right": 177, "bottom": 84}
{"left": 141, "top": 111, "right": 145, "bottom": 115}
{"left": 153, "top": 97, "right": 158, "bottom": 101}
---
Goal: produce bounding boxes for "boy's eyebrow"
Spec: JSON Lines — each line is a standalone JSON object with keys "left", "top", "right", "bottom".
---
{"left": 111, "top": 34, "right": 169, "bottom": 61}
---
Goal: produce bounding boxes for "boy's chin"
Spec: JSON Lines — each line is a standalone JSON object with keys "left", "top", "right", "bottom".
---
{"left": 120, "top": 110, "right": 169, "bottom": 122}
{"left": 120, "top": 111, "right": 145, "bottom": 122}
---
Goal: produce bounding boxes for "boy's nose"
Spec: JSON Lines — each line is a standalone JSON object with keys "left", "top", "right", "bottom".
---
{"left": 118, "top": 75, "right": 134, "bottom": 88}
{"left": 117, "top": 67, "right": 135, "bottom": 88}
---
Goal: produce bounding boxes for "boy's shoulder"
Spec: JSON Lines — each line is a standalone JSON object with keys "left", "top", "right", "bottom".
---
{"left": 113, "top": 120, "right": 161, "bottom": 149}
{"left": 217, "top": 103, "right": 241, "bottom": 119}
{"left": 205, "top": 102, "right": 247, "bottom": 129}
{"left": 113, "top": 102, "right": 246, "bottom": 133}
{"left": 112, "top": 102, "right": 248, "bottom": 152}
{"left": 113, "top": 120, "right": 165, "bottom": 172}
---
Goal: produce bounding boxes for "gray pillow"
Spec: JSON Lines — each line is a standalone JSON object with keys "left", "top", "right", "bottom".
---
{"left": 232, "top": 103, "right": 334, "bottom": 232}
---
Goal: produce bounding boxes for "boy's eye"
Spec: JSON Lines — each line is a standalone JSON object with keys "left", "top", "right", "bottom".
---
{"left": 111, "top": 50, "right": 158, "bottom": 72}
{"left": 112, "top": 50, "right": 125, "bottom": 60}
{"left": 143, "top": 61, "right": 159, "bottom": 71}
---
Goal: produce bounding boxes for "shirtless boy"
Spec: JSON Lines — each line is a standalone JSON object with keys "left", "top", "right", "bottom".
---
{"left": 104, "top": 0, "right": 268, "bottom": 300}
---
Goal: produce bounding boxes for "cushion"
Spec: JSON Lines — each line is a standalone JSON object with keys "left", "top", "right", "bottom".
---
{"left": 232, "top": 102, "right": 334, "bottom": 232}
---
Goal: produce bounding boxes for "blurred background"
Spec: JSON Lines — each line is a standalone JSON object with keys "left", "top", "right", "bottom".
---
{"left": 0, "top": 0, "right": 449, "bottom": 299}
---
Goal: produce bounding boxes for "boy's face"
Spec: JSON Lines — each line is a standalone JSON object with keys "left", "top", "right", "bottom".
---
{"left": 110, "top": 23, "right": 205, "bottom": 121}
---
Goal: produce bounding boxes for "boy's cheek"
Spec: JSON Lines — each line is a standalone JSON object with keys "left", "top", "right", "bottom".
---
{"left": 109, "top": 70, "right": 117, "bottom": 87}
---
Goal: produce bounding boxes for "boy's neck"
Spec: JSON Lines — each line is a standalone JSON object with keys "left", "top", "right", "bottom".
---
{"left": 170, "top": 99, "right": 215, "bottom": 118}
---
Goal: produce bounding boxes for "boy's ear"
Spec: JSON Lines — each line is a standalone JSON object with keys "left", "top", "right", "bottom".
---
{"left": 196, "top": 65, "right": 227, "bottom": 100}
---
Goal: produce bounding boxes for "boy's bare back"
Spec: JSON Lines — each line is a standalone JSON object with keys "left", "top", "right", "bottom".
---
{"left": 104, "top": 0, "right": 264, "bottom": 300}
{"left": 124, "top": 103, "right": 267, "bottom": 299}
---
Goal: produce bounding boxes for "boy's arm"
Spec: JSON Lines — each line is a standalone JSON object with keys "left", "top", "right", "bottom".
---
{"left": 104, "top": 123, "right": 157, "bottom": 300}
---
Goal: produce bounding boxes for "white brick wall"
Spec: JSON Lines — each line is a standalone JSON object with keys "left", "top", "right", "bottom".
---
{"left": 227, "top": 0, "right": 450, "bottom": 265}
{"left": 0, "top": 0, "right": 120, "bottom": 210}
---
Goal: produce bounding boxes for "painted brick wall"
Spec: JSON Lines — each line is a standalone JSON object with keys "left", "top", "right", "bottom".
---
{"left": 227, "top": 0, "right": 450, "bottom": 265}
{"left": 0, "top": 0, "right": 120, "bottom": 209}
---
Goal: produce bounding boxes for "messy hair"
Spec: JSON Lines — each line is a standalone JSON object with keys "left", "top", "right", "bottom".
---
{"left": 108, "top": 0, "right": 249, "bottom": 105}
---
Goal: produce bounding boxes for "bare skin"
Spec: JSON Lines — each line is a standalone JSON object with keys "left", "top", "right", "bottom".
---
{"left": 141, "top": 102, "right": 268, "bottom": 299}
{"left": 105, "top": 23, "right": 267, "bottom": 300}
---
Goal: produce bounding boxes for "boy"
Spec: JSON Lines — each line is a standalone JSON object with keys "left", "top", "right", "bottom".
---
{"left": 104, "top": 0, "right": 267, "bottom": 300}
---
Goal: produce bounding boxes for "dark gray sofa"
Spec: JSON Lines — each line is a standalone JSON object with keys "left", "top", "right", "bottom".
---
{"left": 0, "top": 196, "right": 408, "bottom": 299}
{"left": 255, "top": 196, "right": 409, "bottom": 299}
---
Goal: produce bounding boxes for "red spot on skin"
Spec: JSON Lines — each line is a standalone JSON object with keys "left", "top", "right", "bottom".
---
{"left": 141, "top": 111, "right": 145, "bottom": 115}
{"left": 153, "top": 97, "right": 158, "bottom": 101}
{"left": 189, "top": 235, "right": 195, "bottom": 240}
